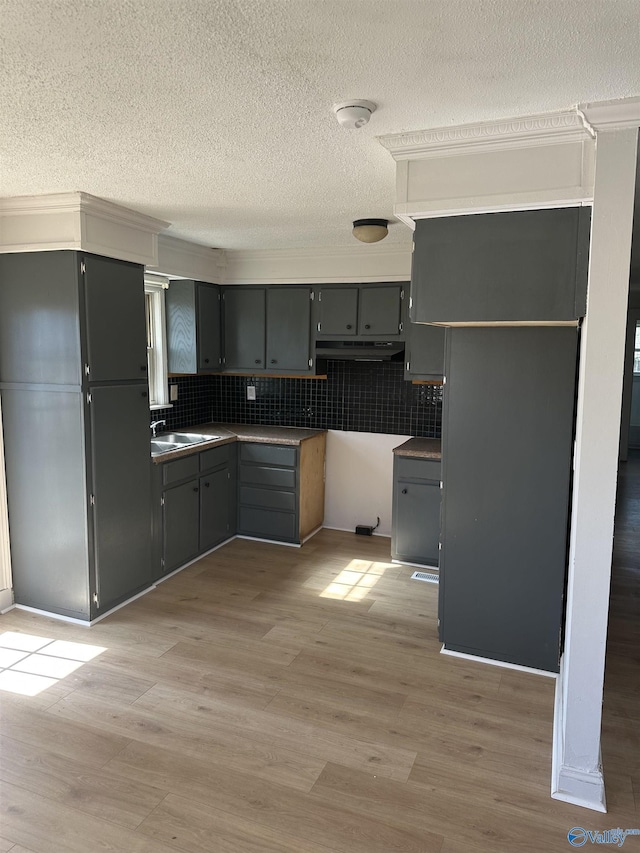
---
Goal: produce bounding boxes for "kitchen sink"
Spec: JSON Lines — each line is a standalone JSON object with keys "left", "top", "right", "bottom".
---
{"left": 150, "top": 432, "right": 219, "bottom": 457}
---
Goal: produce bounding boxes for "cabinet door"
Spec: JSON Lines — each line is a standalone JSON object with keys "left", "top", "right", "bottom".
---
{"left": 197, "top": 283, "right": 221, "bottom": 371}
{"left": 393, "top": 480, "right": 440, "bottom": 566}
{"left": 266, "top": 287, "right": 311, "bottom": 371}
{"left": 411, "top": 207, "right": 590, "bottom": 324}
{"left": 83, "top": 255, "right": 148, "bottom": 382}
{"left": 163, "top": 479, "right": 200, "bottom": 572}
{"left": 440, "top": 326, "right": 578, "bottom": 672}
{"left": 405, "top": 323, "right": 445, "bottom": 379}
{"left": 200, "top": 468, "right": 230, "bottom": 551}
{"left": 358, "top": 285, "right": 403, "bottom": 336}
{"left": 166, "top": 280, "right": 197, "bottom": 374}
{"left": 223, "top": 288, "right": 266, "bottom": 370}
{"left": 89, "top": 383, "right": 152, "bottom": 613}
{"left": 317, "top": 288, "right": 358, "bottom": 336}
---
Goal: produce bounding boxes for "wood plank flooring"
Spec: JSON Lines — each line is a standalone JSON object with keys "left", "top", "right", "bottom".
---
{"left": 0, "top": 512, "right": 638, "bottom": 851}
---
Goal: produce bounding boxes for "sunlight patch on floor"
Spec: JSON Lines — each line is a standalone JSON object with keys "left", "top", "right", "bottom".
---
{"left": 319, "top": 558, "right": 393, "bottom": 602}
{"left": 0, "top": 631, "right": 106, "bottom": 696}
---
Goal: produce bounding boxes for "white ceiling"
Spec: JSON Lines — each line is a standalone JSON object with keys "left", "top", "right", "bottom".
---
{"left": 1, "top": 0, "right": 640, "bottom": 251}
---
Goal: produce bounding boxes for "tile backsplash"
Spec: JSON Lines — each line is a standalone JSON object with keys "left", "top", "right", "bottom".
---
{"left": 155, "top": 361, "right": 442, "bottom": 437}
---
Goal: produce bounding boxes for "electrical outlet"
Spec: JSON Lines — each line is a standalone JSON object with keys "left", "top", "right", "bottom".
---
{"left": 247, "top": 385, "right": 256, "bottom": 401}
{"left": 169, "top": 384, "right": 178, "bottom": 402}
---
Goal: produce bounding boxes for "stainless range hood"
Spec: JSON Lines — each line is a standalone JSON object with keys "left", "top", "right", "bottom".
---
{"left": 315, "top": 341, "right": 405, "bottom": 362}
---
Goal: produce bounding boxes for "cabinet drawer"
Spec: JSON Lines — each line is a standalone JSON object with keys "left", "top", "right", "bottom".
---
{"left": 238, "top": 507, "right": 297, "bottom": 541}
{"left": 240, "top": 443, "right": 297, "bottom": 468}
{"left": 395, "top": 456, "right": 441, "bottom": 482}
{"left": 239, "top": 485, "right": 297, "bottom": 513}
{"left": 162, "top": 454, "right": 200, "bottom": 486}
{"left": 239, "top": 464, "right": 297, "bottom": 489}
{"left": 200, "top": 443, "right": 232, "bottom": 472}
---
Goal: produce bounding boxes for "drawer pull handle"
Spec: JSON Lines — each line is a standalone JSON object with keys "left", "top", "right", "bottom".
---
{"left": 346, "top": 324, "right": 352, "bottom": 330}
{"left": 365, "top": 324, "right": 371, "bottom": 330}
{"left": 204, "top": 358, "right": 210, "bottom": 364}
{"left": 402, "top": 488, "right": 408, "bottom": 494}
{"left": 193, "top": 487, "right": 199, "bottom": 493}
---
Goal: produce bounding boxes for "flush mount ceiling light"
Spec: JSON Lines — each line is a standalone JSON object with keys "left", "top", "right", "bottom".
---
{"left": 333, "top": 99, "right": 377, "bottom": 129}
{"left": 352, "top": 219, "right": 388, "bottom": 243}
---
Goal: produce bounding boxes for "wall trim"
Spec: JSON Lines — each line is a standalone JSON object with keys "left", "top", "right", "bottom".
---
{"left": 0, "top": 191, "right": 169, "bottom": 266}
{"left": 552, "top": 668, "right": 607, "bottom": 812}
{"left": 440, "top": 646, "right": 558, "bottom": 678}
{"left": 580, "top": 96, "right": 640, "bottom": 131}
{"left": 225, "top": 242, "right": 413, "bottom": 284}
{"left": 153, "top": 233, "right": 227, "bottom": 284}
{"left": 378, "top": 111, "right": 592, "bottom": 161}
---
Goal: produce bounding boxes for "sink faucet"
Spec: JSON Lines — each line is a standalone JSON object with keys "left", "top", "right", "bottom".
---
{"left": 150, "top": 420, "right": 166, "bottom": 438}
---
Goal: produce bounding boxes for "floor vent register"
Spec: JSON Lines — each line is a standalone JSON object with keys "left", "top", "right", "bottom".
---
{"left": 411, "top": 571, "right": 439, "bottom": 584}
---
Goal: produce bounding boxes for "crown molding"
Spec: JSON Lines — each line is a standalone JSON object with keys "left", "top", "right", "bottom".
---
{"left": 378, "top": 111, "right": 592, "bottom": 161}
{"left": 0, "top": 191, "right": 170, "bottom": 232}
{"left": 153, "top": 234, "right": 226, "bottom": 284}
{"left": 579, "top": 96, "right": 640, "bottom": 131}
{"left": 0, "top": 191, "right": 170, "bottom": 265}
{"left": 225, "top": 242, "right": 413, "bottom": 285}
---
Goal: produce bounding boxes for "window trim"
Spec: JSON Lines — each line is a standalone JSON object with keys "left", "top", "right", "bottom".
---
{"left": 144, "top": 275, "right": 171, "bottom": 409}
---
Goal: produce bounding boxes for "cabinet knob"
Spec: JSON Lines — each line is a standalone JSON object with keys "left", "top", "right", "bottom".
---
{"left": 204, "top": 358, "right": 210, "bottom": 364}
{"left": 140, "top": 364, "right": 147, "bottom": 372}
{"left": 255, "top": 359, "right": 261, "bottom": 364}
{"left": 141, "top": 391, "right": 148, "bottom": 398}
{"left": 193, "top": 487, "right": 199, "bottom": 493}
{"left": 402, "top": 488, "right": 408, "bottom": 494}
{"left": 204, "top": 482, "right": 210, "bottom": 488}
{"left": 270, "top": 359, "right": 277, "bottom": 364}
{"left": 364, "top": 324, "right": 371, "bottom": 330}
{"left": 346, "top": 324, "right": 352, "bottom": 330}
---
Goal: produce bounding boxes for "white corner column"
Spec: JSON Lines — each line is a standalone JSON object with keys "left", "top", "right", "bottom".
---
{"left": 0, "top": 397, "right": 14, "bottom": 611}
{"left": 552, "top": 126, "right": 638, "bottom": 812}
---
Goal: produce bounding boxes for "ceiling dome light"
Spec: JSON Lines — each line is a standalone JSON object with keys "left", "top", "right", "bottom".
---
{"left": 333, "top": 100, "right": 377, "bottom": 129}
{"left": 352, "top": 219, "right": 388, "bottom": 243}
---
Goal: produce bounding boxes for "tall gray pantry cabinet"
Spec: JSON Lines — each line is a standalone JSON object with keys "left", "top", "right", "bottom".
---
{"left": 410, "top": 207, "right": 590, "bottom": 673}
{"left": 0, "top": 251, "right": 152, "bottom": 620}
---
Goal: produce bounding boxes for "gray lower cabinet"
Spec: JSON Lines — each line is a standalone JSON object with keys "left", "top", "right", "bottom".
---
{"left": 154, "top": 443, "right": 236, "bottom": 578}
{"left": 0, "top": 250, "right": 152, "bottom": 621}
{"left": 166, "top": 280, "right": 222, "bottom": 374}
{"left": 237, "top": 435, "right": 326, "bottom": 544}
{"left": 404, "top": 323, "right": 446, "bottom": 380}
{"left": 391, "top": 456, "right": 441, "bottom": 566}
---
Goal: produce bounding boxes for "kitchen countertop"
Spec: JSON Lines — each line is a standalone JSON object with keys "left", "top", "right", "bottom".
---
{"left": 151, "top": 423, "right": 326, "bottom": 464}
{"left": 392, "top": 437, "right": 442, "bottom": 460}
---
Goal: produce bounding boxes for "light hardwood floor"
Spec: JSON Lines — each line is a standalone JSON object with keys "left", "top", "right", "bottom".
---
{"left": 0, "top": 518, "right": 638, "bottom": 852}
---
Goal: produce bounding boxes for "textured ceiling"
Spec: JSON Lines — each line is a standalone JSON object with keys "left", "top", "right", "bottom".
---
{"left": 1, "top": 0, "right": 640, "bottom": 251}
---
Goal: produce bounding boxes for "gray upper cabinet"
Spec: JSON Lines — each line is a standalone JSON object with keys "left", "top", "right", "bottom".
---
{"left": 411, "top": 207, "right": 591, "bottom": 325}
{"left": 358, "top": 286, "right": 403, "bottom": 336}
{"left": 316, "top": 288, "right": 359, "bottom": 336}
{"left": 166, "top": 280, "right": 221, "bottom": 374}
{"left": 222, "top": 285, "right": 313, "bottom": 374}
{"left": 404, "top": 323, "right": 446, "bottom": 380}
{"left": 266, "top": 287, "right": 312, "bottom": 372}
{"left": 0, "top": 252, "right": 82, "bottom": 385}
{"left": 84, "top": 254, "right": 149, "bottom": 382}
{"left": 315, "top": 283, "right": 406, "bottom": 339}
{"left": 223, "top": 287, "right": 266, "bottom": 371}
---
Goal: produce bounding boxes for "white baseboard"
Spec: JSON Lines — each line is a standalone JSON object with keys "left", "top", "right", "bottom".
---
{"left": 322, "top": 524, "right": 390, "bottom": 539}
{"left": 14, "top": 583, "right": 157, "bottom": 626}
{"left": 551, "top": 671, "right": 607, "bottom": 812}
{"left": 236, "top": 535, "right": 301, "bottom": 548}
{"left": 154, "top": 536, "right": 236, "bottom": 584}
{"left": 392, "top": 558, "right": 439, "bottom": 570}
{"left": 441, "top": 645, "right": 558, "bottom": 678}
{"left": 302, "top": 526, "right": 323, "bottom": 544}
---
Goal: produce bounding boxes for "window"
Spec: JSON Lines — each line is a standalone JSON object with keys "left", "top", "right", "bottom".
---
{"left": 144, "top": 275, "right": 170, "bottom": 409}
{"left": 634, "top": 321, "right": 640, "bottom": 375}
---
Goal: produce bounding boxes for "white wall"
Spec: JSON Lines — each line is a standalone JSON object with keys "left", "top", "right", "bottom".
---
{"left": 323, "top": 430, "right": 412, "bottom": 538}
